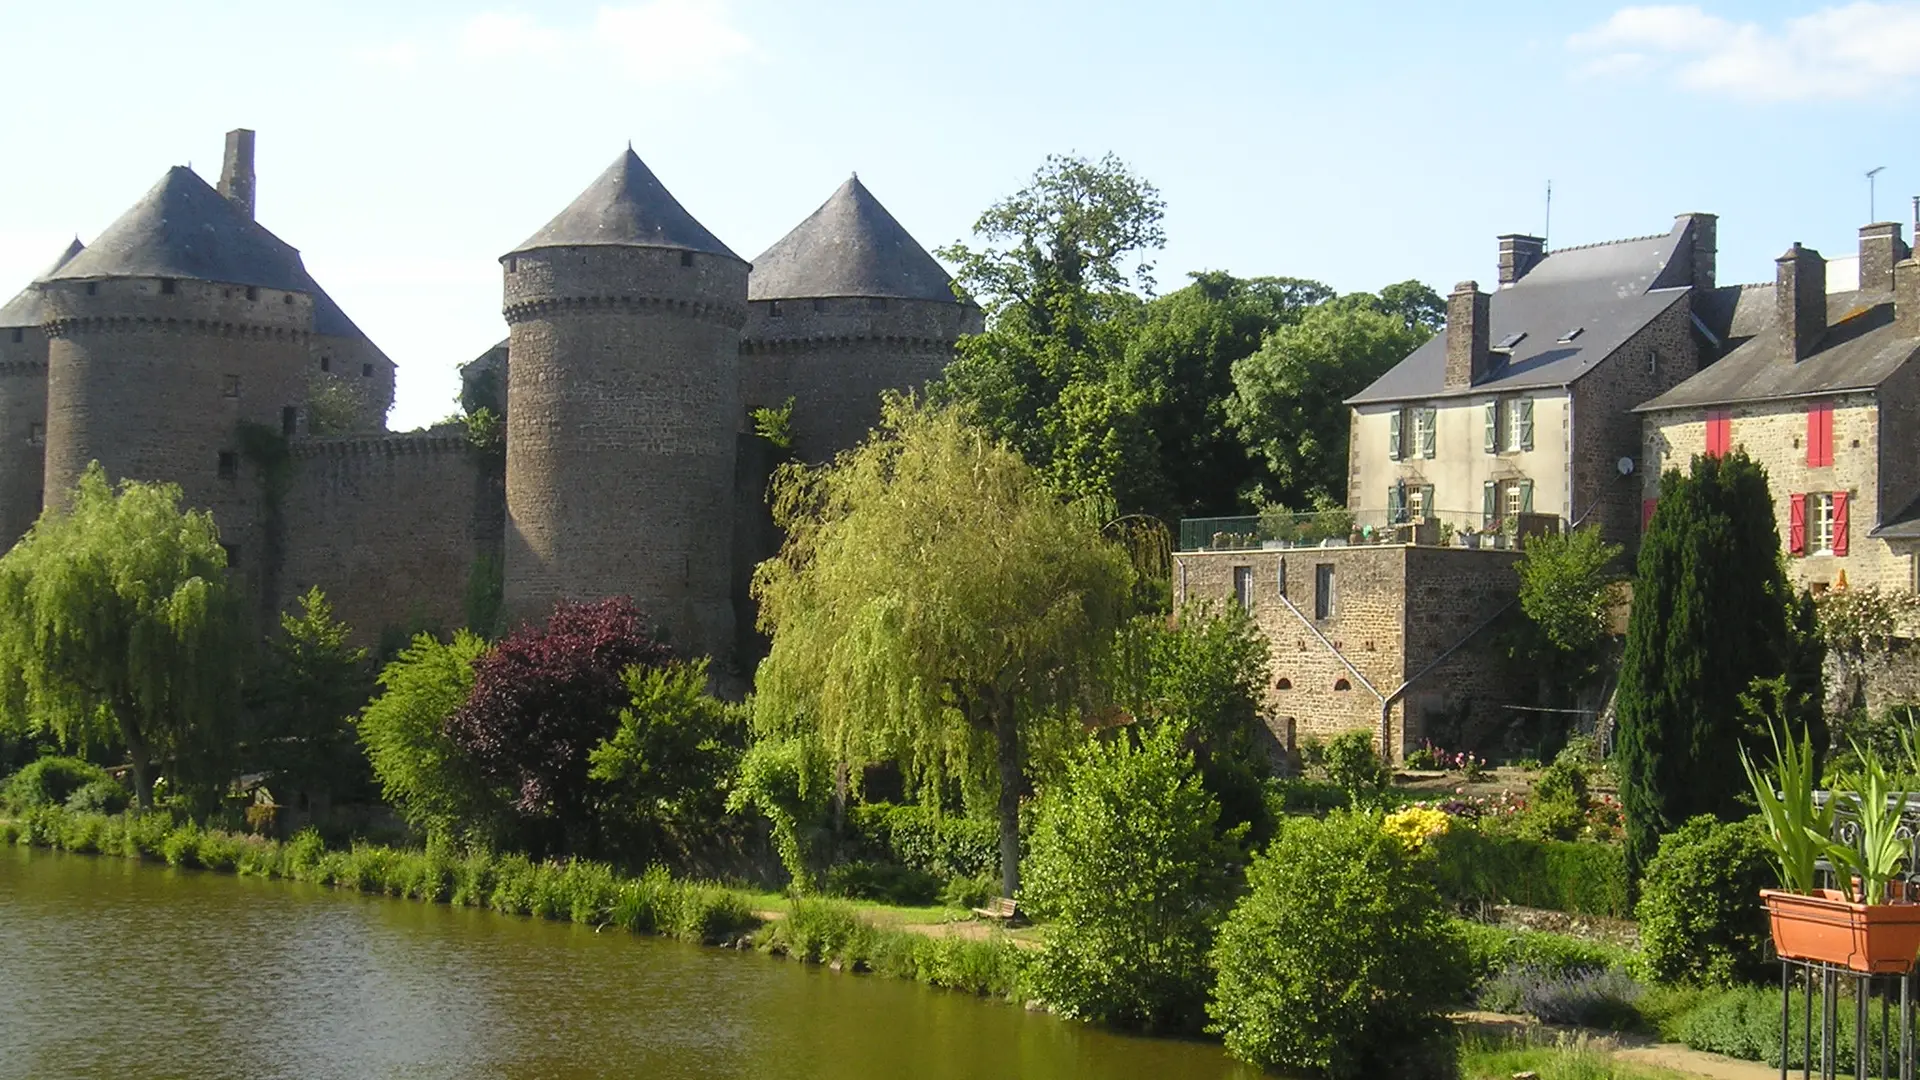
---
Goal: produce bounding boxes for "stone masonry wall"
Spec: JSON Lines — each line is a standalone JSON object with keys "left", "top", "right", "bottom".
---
{"left": 1175, "top": 543, "right": 1526, "bottom": 761}
{"left": 1643, "top": 391, "right": 1914, "bottom": 592}
{"left": 0, "top": 326, "right": 47, "bottom": 548}
{"left": 310, "top": 332, "right": 395, "bottom": 432}
{"left": 1569, "top": 294, "right": 1698, "bottom": 551}
{"left": 277, "top": 432, "right": 486, "bottom": 643}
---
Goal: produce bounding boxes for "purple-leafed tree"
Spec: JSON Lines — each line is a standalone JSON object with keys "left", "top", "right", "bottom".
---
{"left": 444, "top": 597, "right": 673, "bottom": 854}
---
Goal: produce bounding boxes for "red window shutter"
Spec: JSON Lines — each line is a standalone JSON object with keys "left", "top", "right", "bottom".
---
{"left": 1807, "top": 406, "right": 1821, "bottom": 466}
{"left": 1642, "top": 498, "right": 1657, "bottom": 531}
{"left": 1789, "top": 494, "right": 1807, "bottom": 556}
{"left": 1706, "top": 410, "right": 1730, "bottom": 457}
{"left": 1834, "top": 492, "right": 1850, "bottom": 556}
{"left": 1807, "top": 403, "right": 1834, "bottom": 467}
{"left": 1822, "top": 405, "right": 1834, "bottom": 466}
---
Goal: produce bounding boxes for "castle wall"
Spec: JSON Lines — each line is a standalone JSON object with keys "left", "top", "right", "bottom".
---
{"left": 40, "top": 276, "right": 312, "bottom": 587}
{"left": 277, "top": 431, "right": 490, "bottom": 642}
{"left": 740, "top": 296, "right": 979, "bottom": 463}
{"left": 0, "top": 326, "right": 47, "bottom": 549}
{"left": 311, "top": 333, "right": 395, "bottom": 433}
{"left": 501, "top": 245, "right": 748, "bottom": 660}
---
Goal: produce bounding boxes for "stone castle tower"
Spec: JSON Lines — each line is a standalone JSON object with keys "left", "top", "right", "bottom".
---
{"left": 743, "top": 175, "right": 983, "bottom": 463}
{"left": 0, "top": 132, "right": 974, "bottom": 668}
{"left": 500, "top": 150, "right": 750, "bottom": 658}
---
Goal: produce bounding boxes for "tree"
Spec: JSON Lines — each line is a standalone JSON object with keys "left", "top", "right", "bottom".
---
{"left": 1207, "top": 812, "right": 1469, "bottom": 1077}
{"left": 1506, "top": 527, "right": 1626, "bottom": 717}
{"left": 1373, "top": 280, "right": 1446, "bottom": 334}
{"left": 587, "top": 657, "right": 744, "bottom": 861}
{"left": 752, "top": 399, "right": 1136, "bottom": 897}
{"left": 355, "top": 630, "right": 502, "bottom": 844}
{"left": 1615, "top": 451, "right": 1818, "bottom": 879}
{"left": 1022, "top": 722, "right": 1239, "bottom": 1031}
{"left": 1227, "top": 302, "right": 1427, "bottom": 508}
{"left": 0, "top": 463, "right": 239, "bottom": 807}
{"left": 248, "top": 586, "right": 373, "bottom": 801}
{"left": 445, "top": 597, "right": 674, "bottom": 855}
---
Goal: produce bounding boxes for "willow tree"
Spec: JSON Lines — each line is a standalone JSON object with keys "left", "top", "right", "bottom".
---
{"left": 0, "top": 463, "right": 238, "bottom": 806}
{"left": 752, "top": 399, "right": 1135, "bottom": 896}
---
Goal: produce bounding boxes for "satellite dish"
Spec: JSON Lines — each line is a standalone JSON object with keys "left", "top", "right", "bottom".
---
{"left": 1617, "top": 457, "right": 1636, "bottom": 476}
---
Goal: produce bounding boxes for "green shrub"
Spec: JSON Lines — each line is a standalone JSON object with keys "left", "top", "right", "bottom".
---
{"left": 1476, "top": 966, "right": 1644, "bottom": 1029}
{"left": 1635, "top": 815, "right": 1772, "bottom": 986}
{"left": 1427, "top": 829, "right": 1629, "bottom": 917}
{"left": 1518, "top": 759, "right": 1590, "bottom": 841}
{"left": 1321, "top": 730, "right": 1388, "bottom": 805}
{"left": 1265, "top": 777, "right": 1351, "bottom": 815}
{"left": 1023, "top": 723, "right": 1238, "bottom": 1032}
{"left": 1207, "top": 812, "right": 1470, "bottom": 1077}
{"left": 1453, "top": 920, "right": 1635, "bottom": 987}
{"left": 939, "top": 873, "right": 995, "bottom": 910}
{"left": 3, "top": 757, "right": 113, "bottom": 809}
{"left": 820, "top": 860, "right": 943, "bottom": 906}
{"left": 845, "top": 802, "right": 1000, "bottom": 881}
{"left": 64, "top": 777, "right": 131, "bottom": 815}
{"left": 759, "top": 900, "right": 1028, "bottom": 999}
{"left": 1675, "top": 984, "right": 1893, "bottom": 1071}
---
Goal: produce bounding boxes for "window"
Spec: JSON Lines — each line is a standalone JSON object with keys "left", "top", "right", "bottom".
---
{"left": 1233, "top": 565, "right": 1254, "bottom": 612}
{"left": 221, "top": 543, "right": 240, "bottom": 568}
{"left": 9, "top": 328, "right": 20, "bottom": 343}
{"left": 86, "top": 282, "right": 97, "bottom": 296}
{"left": 1274, "top": 678, "right": 1293, "bottom": 691}
{"left": 362, "top": 363, "right": 374, "bottom": 378}
{"left": 506, "top": 257, "right": 518, "bottom": 273}
{"left": 221, "top": 375, "right": 240, "bottom": 398}
{"left": 160, "top": 278, "right": 176, "bottom": 295}
{"left": 1789, "top": 492, "right": 1851, "bottom": 556}
{"left": 768, "top": 300, "right": 784, "bottom": 318}
{"left": 1505, "top": 398, "right": 1533, "bottom": 452}
{"left": 1314, "top": 563, "right": 1336, "bottom": 619}
{"left": 1557, "top": 327, "right": 1584, "bottom": 343}
{"left": 1483, "top": 400, "right": 1498, "bottom": 454}
{"left": 1705, "top": 409, "right": 1731, "bottom": 457}
{"left": 217, "top": 451, "right": 238, "bottom": 480}
{"left": 281, "top": 406, "right": 297, "bottom": 437}
{"left": 1388, "top": 410, "right": 1404, "bottom": 460}
{"left": 679, "top": 251, "right": 694, "bottom": 268}
{"left": 1483, "top": 478, "right": 1533, "bottom": 528}
{"left": 1414, "top": 407, "right": 1436, "bottom": 459}
{"left": 1505, "top": 482, "right": 1525, "bottom": 521}
{"left": 1332, "top": 678, "right": 1352, "bottom": 691}
{"left": 1276, "top": 557, "right": 1287, "bottom": 596}
{"left": 1407, "top": 483, "right": 1433, "bottom": 521}
{"left": 245, "top": 286, "right": 258, "bottom": 301}
{"left": 1807, "top": 402, "right": 1834, "bottom": 467}
{"left": 320, "top": 356, "right": 331, "bottom": 373}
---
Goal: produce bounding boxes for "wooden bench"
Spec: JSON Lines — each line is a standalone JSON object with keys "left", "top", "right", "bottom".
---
{"left": 971, "top": 897, "right": 1021, "bottom": 923}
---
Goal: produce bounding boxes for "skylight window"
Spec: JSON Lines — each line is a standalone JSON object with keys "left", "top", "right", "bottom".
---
{"left": 1494, "top": 331, "right": 1528, "bottom": 351}
{"left": 1557, "top": 327, "right": 1584, "bottom": 343}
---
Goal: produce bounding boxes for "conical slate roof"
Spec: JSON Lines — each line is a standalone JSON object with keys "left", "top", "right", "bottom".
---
{"left": 0, "top": 238, "right": 87, "bottom": 329}
{"left": 508, "top": 149, "right": 740, "bottom": 260}
{"left": 45, "top": 167, "right": 308, "bottom": 292}
{"left": 748, "top": 176, "right": 958, "bottom": 302}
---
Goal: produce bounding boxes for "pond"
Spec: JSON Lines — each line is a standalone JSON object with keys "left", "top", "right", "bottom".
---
{"left": 0, "top": 846, "right": 1260, "bottom": 1080}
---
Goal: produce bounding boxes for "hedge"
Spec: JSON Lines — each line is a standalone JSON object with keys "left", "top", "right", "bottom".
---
{"left": 1428, "top": 830, "right": 1629, "bottom": 918}
{"left": 845, "top": 802, "right": 998, "bottom": 880}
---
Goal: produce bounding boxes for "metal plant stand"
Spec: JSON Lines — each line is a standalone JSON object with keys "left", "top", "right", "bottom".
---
{"left": 1779, "top": 960, "right": 1913, "bottom": 1080}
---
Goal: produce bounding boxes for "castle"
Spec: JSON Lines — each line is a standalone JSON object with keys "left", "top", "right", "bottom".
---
{"left": 0, "top": 130, "right": 980, "bottom": 666}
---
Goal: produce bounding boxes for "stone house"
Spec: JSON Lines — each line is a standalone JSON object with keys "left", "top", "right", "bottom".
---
{"left": 1345, "top": 215, "right": 1724, "bottom": 552}
{"left": 1636, "top": 223, "right": 1920, "bottom": 595}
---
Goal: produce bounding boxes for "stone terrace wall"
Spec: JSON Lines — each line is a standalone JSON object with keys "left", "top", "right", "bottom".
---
{"left": 277, "top": 431, "right": 492, "bottom": 643}
{"left": 1398, "top": 545, "right": 1528, "bottom": 751}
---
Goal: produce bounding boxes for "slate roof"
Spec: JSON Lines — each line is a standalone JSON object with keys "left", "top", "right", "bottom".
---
{"left": 1873, "top": 491, "right": 1920, "bottom": 539}
{"left": 509, "top": 149, "right": 741, "bottom": 261}
{"left": 1635, "top": 290, "right": 1920, "bottom": 412}
{"left": 45, "top": 167, "right": 309, "bottom": 292}
{"left": 1348, "top": 218, "right": 1698, "bottom": 405}
{"left": 748, "top": 176, "right": 960, "bottom": 303}
{"left": 0, "top": 239, "right": 85, "bottom": 328}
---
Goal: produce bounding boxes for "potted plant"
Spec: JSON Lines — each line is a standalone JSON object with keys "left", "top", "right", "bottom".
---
{"left": 1748, "top": 720, "right": 1920, "bottom": 973}
{"left": 1460, "top": 525, "right": 1481, "bottom": 550}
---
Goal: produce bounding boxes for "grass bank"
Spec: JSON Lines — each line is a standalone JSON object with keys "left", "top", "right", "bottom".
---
{"left": 0, "top": 806, "right": 1027, "bottom": 1001}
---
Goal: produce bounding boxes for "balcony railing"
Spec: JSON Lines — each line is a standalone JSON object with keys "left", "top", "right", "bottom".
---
{"left": 1178, "top": 509, "right": 1563, "bottom": 553}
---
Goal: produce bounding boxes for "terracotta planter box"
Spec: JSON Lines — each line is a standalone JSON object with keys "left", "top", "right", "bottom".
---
{"left": 1763, "top": 888, "right": 1920, "bottom": 973}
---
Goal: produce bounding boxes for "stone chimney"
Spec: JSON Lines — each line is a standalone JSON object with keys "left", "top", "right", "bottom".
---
{"left": 1497, "top": 235, "right": 1545, "bottom": 286}
{"left": 1896, "top": 257, "right": 1920, "bottom": 339}
{"left": 1859, "top": 222, "right": 1909, "bottom": 294}
{"left": 1678, "top": 212, "right": 1716, "bottom": 292}
{"left": 1444, "top": 281, "right": 1491, "bottom": 388}
{"left": 1776, "top": 243, "right": 1827, "bottom": 362}
{"left": 218, "top": 128, "right": 256, "bottom": 220}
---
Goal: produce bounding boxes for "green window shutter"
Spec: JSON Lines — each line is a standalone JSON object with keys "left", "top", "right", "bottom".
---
{"left": 1387, "top": 484, "right": 1405, "bottom": 523}
{"left": 1483, "top": 481, "right": 1497, "bottom": 527}
{"left": 1483, "top": 401, "right": 1497, "bottom": 454}
{"left": 1388, "top": 410, "right": 1403, "bottom": 460}
{"left": 1421, "top": 484, "right": 1436, "bottom": 520}
{"left": 1517, "top": 399, "right": 1535, "bottom": 451}
{"left": 1518, "top": 479, "right": 1534, "bottom": 513}
{"left": 1419, "top": 407, "right": 1437, "bottom": 458}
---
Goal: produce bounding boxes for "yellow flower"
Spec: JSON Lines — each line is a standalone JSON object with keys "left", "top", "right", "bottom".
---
{"left": 1382, "top": 806, "right": 1451, "bottom": 851}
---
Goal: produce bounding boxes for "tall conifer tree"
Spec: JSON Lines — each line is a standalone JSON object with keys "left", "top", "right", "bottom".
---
{"left": 1615, "top": 451, "right": 1820, "bottom": 879}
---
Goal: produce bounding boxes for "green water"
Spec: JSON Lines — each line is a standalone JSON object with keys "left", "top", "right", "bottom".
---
{"left": 0, "top": 846, "right": 1259, "bottom": 1080}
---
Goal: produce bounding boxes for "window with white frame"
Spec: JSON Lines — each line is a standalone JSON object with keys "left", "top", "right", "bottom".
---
{"left": 1811, "top": 493, "right": 1837, "bottom": 554}
{"left": 1407, "top": 485, "right": 1427, "bottom": 521}
{"left": 1504, "top": 397, "right": 1534, "bottom": 452}
{"left": 1233, "top": 565, "right": 1254, "bottom": 612}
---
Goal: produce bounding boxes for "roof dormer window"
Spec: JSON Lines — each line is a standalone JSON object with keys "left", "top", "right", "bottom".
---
{"left": 1557, "top": 327, "right": 1584, "bottom": 343}
{"left": 680, "top": 251, "right": 694, "bottom": 268}
{"left": 1494, "top": 331, "right": 1527, "bottom": 351}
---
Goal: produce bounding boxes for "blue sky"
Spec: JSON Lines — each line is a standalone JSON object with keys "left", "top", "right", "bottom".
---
{"left": 3, "top": 0, "right": 1919, "bottom": 428}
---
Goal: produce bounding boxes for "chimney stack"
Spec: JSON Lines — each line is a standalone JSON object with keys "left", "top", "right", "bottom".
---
{"left": 1678, "top": 212, "right": 1717, "bottom": 293}
{"left": 218, "top": 128, "right": 256, "bottom": 220}
{"left": 1497, "top": 235, "right": 1545, "bottom": 287}
{"left": 1776, "top": 243, "right": 1827, "bottom": 362}
{"left": 1444, "top": 281, "right": 1491, "bottom": 388}
{"left": 1896, "top": 257, "right": 1920, "bottom": 339}
{"left": 1859, "top": 222, "right": 1909, "bottom": 294}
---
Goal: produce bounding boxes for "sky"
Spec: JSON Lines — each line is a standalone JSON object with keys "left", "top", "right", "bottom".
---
{"left": 4, "top": 0, "right": 1920, "bottom": 430}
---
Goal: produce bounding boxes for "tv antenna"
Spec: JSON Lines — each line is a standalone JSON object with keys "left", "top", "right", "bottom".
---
{"left": 1867, "top": 166, "right": 1886, "bottom": 221}
{"left": 1544, "top": 180, "right": 1552, "bottom": 245}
